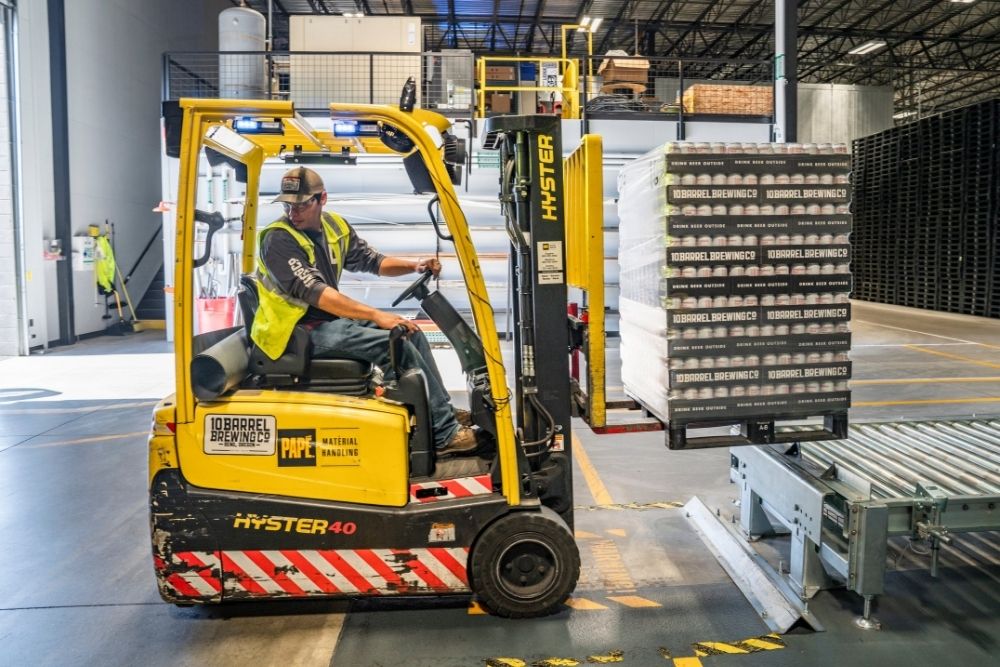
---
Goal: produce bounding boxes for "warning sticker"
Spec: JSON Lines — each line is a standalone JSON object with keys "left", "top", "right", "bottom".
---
{"left": 537, "top": 240, "right": 564, "bottom": 272}
{"left": 317, "top": 428, "right": 362, "bottom": 466}
{"left": 429, "top": 523, "right": 456, "bottom": 543}
{"left": 539, "top": 271, "right": 564, "bottom": 285}
{"left": 204, "top": 415, "right": 276, "bottom": 455}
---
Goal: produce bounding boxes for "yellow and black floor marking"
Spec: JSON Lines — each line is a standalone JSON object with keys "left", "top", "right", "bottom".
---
{"left": 692, "top": 633, "right": 787, "bottom": 657}
{"left": 483, "top": 634, "right": 786, "bottom": 666}
{"left": 575, "top": 501, "right": 684, "bottom": 512}
{"left": 484, "top": 653, "right": 624, "bottom": 666}
{"left": 470, "top": 593, "right": 662, "bottom": 614}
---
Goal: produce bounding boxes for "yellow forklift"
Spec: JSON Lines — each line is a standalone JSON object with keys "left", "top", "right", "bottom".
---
{"left": 148, "top": 93, "right": 578, "bottom": 617}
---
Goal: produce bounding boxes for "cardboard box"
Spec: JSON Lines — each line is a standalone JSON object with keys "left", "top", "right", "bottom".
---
{"left": 485, "top": 65, "right": 516, "bottom": 81}
{"left": 681, "top": 84, "right": 773, "bottom": 116}
{"left": 598, "top": 52, "right": 649, "bottom": 84}
{"left": 489, "top": 93, "right": 512, "bottom": 113}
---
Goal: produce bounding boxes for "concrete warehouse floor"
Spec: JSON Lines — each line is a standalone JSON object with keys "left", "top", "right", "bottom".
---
{"left": 1, "top": 300, "right": 998, "bottom": 666}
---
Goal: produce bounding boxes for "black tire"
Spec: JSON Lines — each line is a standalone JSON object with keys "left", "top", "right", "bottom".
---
{"left": 469, "top": 509, "right": 580, "bottom": 618}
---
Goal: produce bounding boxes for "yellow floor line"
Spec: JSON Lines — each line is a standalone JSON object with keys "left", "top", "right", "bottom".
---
{"left": 467, "top": 601, "right": 488, "bottom": 615}
{"left": 672, "top": 658, "right": 703, "bottom": 667}
{"left": 572, "top": 432, "right": 614, "bottom": 506}
{"left": 17, "top": 431, "right": 148, "bottom": 449}
{"left": 575, "top": 529, "right": 601, "bottom": 540}
{"left": 904, "top": 344, "right": 1000, "bottom": 370}
{"left": 607, "top": 595, "right": 661, "bottom": 608}
{"left": 564, "top": 596, "right": 608, "bottom": 610}
{"left": 854, "top": 397, "right": 1000, "bottom": 408}
{"left": 852, "top": 376, "right": 1000, "bottom": 385}
{"left": 854, "top": 318, "right": 1000, "bottom": 352}
{"left": 606, "top": 528, "right": 626, "bottom": 537}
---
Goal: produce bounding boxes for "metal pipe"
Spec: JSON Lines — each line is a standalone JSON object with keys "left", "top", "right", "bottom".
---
{"left": 948, "top": 421, "right": 1000, "bottom": 458}
{"left": 887, "top": 425, "right": 1000, "bottom": 493}
{"left": 851, "top": 429, "right": 978, "bottom": 496}
{"left": 806, "top": 440, "right": 910, "bottom": 498}
{"left": 862, "top": 425, "right": 999, "bottom": 494}
{"left": 267, "top": 0, "right": 273, "bottom": 51}
{"left": 802, "top": 440, "right": 902, "bottom": 498}
{"left": 836, "top": 430, "right": 969, "bottom": 496}
{"left": 918, "top": 420, "right": 1000, "bottom": 463}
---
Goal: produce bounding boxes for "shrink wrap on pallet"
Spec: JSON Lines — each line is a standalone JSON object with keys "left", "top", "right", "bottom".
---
{"left": 618, "top": 141, "right": 853, "bottom": 437}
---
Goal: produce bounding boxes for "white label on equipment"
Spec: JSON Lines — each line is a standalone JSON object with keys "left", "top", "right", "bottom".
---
{"left": 539, "top": 271, "right": 564, "bottom": 285}
{"left": 537, "top": 240, "right": 564, "bottom": 272}
{"left": 204, "top": 415, "right": 276, "bottom": 455}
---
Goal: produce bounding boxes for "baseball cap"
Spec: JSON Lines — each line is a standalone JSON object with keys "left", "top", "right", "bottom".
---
{"left": 273, "top": 167, "right": 325, "bottom": 204}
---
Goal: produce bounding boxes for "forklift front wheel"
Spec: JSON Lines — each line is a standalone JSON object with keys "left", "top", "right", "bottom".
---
{"left": 469, "top": 509, "right": 580, "bottom": 618}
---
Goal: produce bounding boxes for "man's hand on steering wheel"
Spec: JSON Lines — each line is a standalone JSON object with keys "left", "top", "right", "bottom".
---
{"left": 415, "top": 257, "right": 442, "bottom": 277}
{"left": 372, "top": 310, "right": 419, "bottom": 335}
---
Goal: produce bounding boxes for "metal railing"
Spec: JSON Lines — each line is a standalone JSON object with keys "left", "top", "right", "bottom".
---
{"left": 163, "top": 50, "right": 774, "bottom": 124}
{"left": 163, "top": 50, "right": 475, "bottom": 115}
{"left": 475, "top": 56, "right": 579, "bottom": 119}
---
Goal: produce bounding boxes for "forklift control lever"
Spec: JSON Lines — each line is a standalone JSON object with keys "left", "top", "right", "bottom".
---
{"left": 388, "top": 324, "right": 409, "bottom": 378}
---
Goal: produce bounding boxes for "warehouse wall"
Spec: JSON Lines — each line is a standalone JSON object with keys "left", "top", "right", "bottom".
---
{"left": 15, "top": 0, "right": 54, "bottom": 351}
{"left": 0, "top": 6, "right": 15, "bottom": 356}
{"left": 798, "top": 83, "right": 894, "bottom": 145}
{"left": 16, "top": 0, "right": 230, "bottom": 349}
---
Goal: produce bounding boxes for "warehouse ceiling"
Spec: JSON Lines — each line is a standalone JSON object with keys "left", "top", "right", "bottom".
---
{"left": 238, "top": 0, "right": 1000, "bottom": 116}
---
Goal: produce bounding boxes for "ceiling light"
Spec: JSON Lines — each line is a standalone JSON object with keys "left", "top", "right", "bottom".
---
{"left": 893, "top": 110, "right": 917, "bottom": 120}
{"left": 848, "top": 40, "right": 887, "bottom": 55}
{"left": 580, "top": 16, "right": 591, "bottom": 27}
{"left": 589, "top": 18, "right": 603, "bottom": 32}
{"left": 947, "top": 0, "right": 976, "bottom": 3}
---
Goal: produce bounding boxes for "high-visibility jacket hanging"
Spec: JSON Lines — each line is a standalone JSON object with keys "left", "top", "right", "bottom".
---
{"left": 95, "top": 235, "right": 117, "bottom": 295}
{"left": 251, "top": 211, "right": 350, "bottom": 360}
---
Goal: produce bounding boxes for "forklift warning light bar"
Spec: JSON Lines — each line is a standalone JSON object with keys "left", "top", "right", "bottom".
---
{"left": 233, "top": 117, "right": 283, "bottom": 134}
{"left": 332, "top": 120, "right": 380, "bottom": 137}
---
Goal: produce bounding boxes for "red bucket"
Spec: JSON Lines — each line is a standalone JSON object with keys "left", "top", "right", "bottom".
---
{"left": 197, "top": 296, "right": 236, "bottom": 332}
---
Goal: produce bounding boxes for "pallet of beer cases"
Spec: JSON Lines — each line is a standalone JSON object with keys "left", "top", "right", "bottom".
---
{"left": 618, "top": 140, "right": 852, "bottom": 449}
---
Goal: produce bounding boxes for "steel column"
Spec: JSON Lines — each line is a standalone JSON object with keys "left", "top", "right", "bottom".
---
{"left": 775, "top": 0, "right": 797, "bottom": 142}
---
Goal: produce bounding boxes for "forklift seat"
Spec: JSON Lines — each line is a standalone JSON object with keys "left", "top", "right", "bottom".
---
{"left": 237, "top": 275, "right": 373, "bottom": 393}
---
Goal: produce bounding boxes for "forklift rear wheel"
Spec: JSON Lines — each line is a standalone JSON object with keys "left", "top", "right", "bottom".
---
{"left": 469, "top": 510, "right": 580, "bottom": 618}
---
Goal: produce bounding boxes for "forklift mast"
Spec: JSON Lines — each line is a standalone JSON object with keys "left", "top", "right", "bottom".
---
{"left": 483, "top": 115, "right": 573, "bottom": 521}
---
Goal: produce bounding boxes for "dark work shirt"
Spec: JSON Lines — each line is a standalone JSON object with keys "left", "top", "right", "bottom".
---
{"left": 259, "top": 214, "right": 384, "bottom": 323}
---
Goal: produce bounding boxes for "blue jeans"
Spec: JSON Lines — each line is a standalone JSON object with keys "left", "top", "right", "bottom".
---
{"left": 310, "top": 318, "right": 459, "bottom": 449}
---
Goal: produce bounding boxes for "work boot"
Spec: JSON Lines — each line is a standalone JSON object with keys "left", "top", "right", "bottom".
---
{"left": 454, "top": 408, "right": 473, "bottom": 427}
{"left": 437, "top": 426, "right": 479, "bottom": 458}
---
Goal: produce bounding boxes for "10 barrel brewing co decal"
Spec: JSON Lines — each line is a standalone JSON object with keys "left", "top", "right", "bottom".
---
{"left": 204, "top": 415, "right": 276, "bottom": 455}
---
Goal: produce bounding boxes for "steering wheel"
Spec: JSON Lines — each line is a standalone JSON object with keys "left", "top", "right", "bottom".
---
{"left": 391, "top": 269, "right": 434, "bottom": 307}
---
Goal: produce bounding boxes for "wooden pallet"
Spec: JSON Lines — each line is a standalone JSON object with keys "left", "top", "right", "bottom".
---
{"left": 681, "top": 84, "right": 774, "bottom": 116}
{"left": 666, "top": 411, "right": 849, "bottom": 450}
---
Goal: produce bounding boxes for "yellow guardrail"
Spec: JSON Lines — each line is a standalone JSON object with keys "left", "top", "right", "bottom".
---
{"left": 565, "top": 134, "right": 605, "bottom": 427}
{"left": 476, "top": 56, "right": 580, "bottom": 119}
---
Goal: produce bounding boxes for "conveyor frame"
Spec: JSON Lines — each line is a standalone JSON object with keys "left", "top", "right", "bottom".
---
{"left": 731, "top": 418, "right": 1000, "bottom": 625}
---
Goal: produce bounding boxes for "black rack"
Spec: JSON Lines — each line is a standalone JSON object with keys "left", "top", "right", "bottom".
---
{"left": 852, "top": 99, "right": 1000, "bottom": 318}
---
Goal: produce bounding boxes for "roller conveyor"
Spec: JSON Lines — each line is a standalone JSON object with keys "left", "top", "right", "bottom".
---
{"left": 730, "top": 418, "right": 1000, "bottom": 627}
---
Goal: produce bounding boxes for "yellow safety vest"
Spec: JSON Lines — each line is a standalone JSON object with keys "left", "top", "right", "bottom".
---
{"left": 251, "top": 211, "right": 351, "bottom": 360}
{"left": 95, "top": 235, "right": 117, "bottom": 295}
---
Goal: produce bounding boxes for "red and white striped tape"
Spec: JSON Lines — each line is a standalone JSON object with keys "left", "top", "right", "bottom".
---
{"left": 409, "top": 474, "right": 493, "bottom": 503}
{"left": 157, "top": 547, "right": 471, "bottom": 599}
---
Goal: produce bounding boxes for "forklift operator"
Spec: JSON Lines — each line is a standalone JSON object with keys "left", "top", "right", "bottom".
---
{"left": 253, "top": 166, "right": 481, "bottom": 458}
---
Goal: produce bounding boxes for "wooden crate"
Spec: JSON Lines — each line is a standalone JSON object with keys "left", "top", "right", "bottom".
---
{"left": 681, "top": 84, "right": 773, "bottom": 116}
